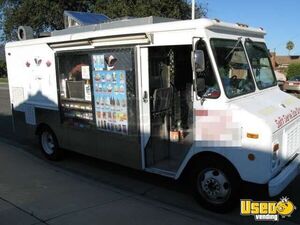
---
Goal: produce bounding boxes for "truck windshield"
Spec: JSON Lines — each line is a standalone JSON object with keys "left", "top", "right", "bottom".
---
{"left": 211, "top": 39, "right": 255, "bottom": 98}
{"left": 245, "top": 41, "right": 277, "bottom": 89}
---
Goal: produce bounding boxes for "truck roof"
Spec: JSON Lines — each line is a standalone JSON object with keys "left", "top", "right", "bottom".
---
{"left": 6, "top": 18, "right": 266, "bottom": 48}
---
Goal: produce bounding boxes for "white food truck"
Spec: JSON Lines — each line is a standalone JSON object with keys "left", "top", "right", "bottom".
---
{"left": 5, "top": 14, "right": 300, "bottom": 212}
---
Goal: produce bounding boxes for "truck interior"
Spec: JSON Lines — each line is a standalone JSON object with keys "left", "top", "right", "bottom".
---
{"left": 145, "top": 45, "right": 193, "bottom": 174}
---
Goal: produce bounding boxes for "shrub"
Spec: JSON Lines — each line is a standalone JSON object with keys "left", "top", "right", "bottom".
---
{"left": 0, "top": 60, "right": 7, "bottom": 78}
{"left": 287, "top": 63, "right": 300, "bottom": 80}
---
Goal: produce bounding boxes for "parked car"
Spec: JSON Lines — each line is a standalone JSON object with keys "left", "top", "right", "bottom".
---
{"left": 283, "top": 75, "right": 300, "bottom": 93}
{"left": 275, "top": 71, "right": 286, "bottom": 91}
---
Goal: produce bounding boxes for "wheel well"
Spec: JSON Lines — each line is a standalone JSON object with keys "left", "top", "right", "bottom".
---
{"left": 181, "top": 151, "right": 241, "bottom": 180}
{"left": 35, "top": 123, "right": 52, "bottom": 136}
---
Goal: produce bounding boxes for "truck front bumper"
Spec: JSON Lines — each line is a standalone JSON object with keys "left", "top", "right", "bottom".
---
{"left": 269, "top": 154, "right": 300, "bottom": 197}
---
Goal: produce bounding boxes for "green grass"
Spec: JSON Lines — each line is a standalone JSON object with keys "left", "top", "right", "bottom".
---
{"left": 0, "top": 77, "right": 8, "bottom": 83}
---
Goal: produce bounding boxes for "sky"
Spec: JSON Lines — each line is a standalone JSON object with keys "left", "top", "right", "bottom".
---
{"left": 203, "top": 0, "right": 300, "bottom": 55}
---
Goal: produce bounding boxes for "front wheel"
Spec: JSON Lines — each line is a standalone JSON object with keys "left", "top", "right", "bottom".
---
{"left": 191, "top": 159, "right": 241, "bottom": 213}
{"left": 39, "top": 127, "right": 63, "bottom": 161}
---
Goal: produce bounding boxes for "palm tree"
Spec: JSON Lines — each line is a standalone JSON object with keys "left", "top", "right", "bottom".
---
{"left": 286, "top": 41, "right": 295, "bottom": 55}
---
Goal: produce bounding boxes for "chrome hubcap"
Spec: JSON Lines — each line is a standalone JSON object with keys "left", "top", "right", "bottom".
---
{"left": 41, "top": 132, "right": 55, "bottom": 155}
{"left": 197, "top": 168, "right": 231, "bottom": 204}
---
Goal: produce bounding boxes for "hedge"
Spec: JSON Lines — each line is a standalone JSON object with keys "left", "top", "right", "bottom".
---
{"left": 0, "top": 60, "right": 7, "bottom": 78}
{"left": 287, "top": 63, "right": 300, "bottom": 80}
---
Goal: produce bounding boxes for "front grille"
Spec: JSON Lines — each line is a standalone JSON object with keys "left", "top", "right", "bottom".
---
{"left": 286, "top": 118, "right": 300, "bottom": 158}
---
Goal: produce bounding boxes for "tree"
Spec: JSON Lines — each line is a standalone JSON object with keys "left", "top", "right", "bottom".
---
{"left": 0, "top": 0, "right": 207, "bottom": 41}
{"left": 1, "top": 0, "right": 96, "bottom": 41}
{"left": 287, "top": 63, "right": 300, "bottom": 79}
{"left": 91, "top": 0, "right": 207, "bottom": 20}
{"left": 286, "top": 41, "right": 295, "bottom": 55}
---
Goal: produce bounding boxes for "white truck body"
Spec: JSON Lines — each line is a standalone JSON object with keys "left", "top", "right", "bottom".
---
{"left": 6, "top": 18, "right": 300, "bottom": 202}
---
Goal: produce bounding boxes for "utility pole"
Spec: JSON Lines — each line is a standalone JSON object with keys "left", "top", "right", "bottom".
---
{"left": 192, "top": 0, "right": 195, "bottom": 20}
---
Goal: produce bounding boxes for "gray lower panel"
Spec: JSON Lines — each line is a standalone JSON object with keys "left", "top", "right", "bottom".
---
{"left": 13, "top": 108, "right": 142, "bottom": 170}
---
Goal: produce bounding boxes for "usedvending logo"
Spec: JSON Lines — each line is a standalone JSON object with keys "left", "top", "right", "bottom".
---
{"left": 240, "top": 197, "right": 296, "bottom": 221}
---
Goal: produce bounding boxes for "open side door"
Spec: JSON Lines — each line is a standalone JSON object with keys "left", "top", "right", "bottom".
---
{"left": 139, "top": 47, "right": 151, "bottom": 169}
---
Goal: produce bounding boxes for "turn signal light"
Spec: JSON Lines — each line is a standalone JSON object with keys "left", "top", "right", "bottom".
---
{"left": 273, "top": 143, "right": 280, "bottom": 152}
{"left": 247, "top": 133, "right": 259, "bottom": 139}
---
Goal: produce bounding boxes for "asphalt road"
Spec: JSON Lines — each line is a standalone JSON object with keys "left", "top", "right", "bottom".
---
{"left": 0, "top": 83, "right": 299, "bottom": 225}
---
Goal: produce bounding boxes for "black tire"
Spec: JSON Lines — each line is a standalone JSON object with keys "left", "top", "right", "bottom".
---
{"left": 191, "top": 157, "right": 241, "bottom": 213}
{"left": 38, "top": 127, "right": 63, "bottom": 161}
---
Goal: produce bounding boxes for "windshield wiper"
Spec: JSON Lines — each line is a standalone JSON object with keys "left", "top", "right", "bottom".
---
{"left": 225, "top": 37, "right": 242, "bottom": 61}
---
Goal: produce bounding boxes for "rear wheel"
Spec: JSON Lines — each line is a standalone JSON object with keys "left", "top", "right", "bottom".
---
{"left": 191, "top": 158, "right": 241, "bottom": 213}
{"left": 39, "top": 127, "right": 63, "bottom": 161}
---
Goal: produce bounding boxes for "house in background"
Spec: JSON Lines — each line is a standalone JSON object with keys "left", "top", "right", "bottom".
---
{"left": 270, "top": 52, "right": 300, "bottom": 82}
{"left": 271, "top": 52, "right": 300, "bottom": 73}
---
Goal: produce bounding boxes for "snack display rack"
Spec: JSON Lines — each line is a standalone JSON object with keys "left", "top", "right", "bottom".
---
{"left": 61, "top": 98, "right": 94, "bottom": 122}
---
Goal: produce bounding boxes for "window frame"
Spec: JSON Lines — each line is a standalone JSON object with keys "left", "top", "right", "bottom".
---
{"left": 210, "top": 38, "right": 256, "bottom": 99}
{"left": 55, "top": 46, "right": 137, "bottom": 135}
{"left": 244, "top": 41, "right": 278, "bottom": 90}
{"left": 196, "top": 39, "right": 222, "bottom": 99}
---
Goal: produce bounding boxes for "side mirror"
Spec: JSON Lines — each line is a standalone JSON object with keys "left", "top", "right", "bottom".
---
{"left": 196, "top": 77, "right": 206, "bottom": 97}
{"left": 192, "top": 50, "right": 205, "bottom": 73}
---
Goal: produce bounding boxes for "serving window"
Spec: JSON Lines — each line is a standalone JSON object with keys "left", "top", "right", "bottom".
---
{"left": 57, "top": 53, "right": 93, "bottom": 128}
{"left": 56, "top": 48, "right": 137, "bottom": 135}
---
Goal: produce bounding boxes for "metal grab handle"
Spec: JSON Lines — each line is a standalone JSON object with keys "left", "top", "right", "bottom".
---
{"left": 143, "top": 91, "right": 148, "bottom": 103}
